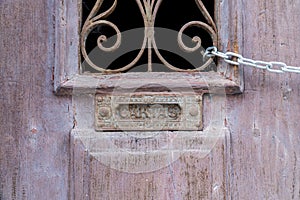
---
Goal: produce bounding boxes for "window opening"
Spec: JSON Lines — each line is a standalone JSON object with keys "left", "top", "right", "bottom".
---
{"left": 81, "top": 0, "right": 217, "bottom": 73}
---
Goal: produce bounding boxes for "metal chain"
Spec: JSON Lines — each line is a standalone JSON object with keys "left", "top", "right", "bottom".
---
{"left": 204, "top": 46, "right": 300, "bottom": 74}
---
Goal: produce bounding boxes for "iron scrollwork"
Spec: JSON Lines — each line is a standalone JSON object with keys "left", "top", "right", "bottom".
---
{"left": 81, "top": 0, "right": 218, "bottom": 73}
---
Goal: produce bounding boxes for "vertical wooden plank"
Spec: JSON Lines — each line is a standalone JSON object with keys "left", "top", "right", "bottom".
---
{"left": 0, "top": 0, "right": 73, "bottom": 199}
{"left": 54, "top": 0, "right": 80, "bottom": 92}
{"left": 70, "top": 129, "right": 231, "bottom": 199}
{"left": 227, "top": 0, "right": 300, "bottom": 199}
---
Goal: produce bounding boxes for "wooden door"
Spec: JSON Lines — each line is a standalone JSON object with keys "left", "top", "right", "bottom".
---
{"left": 0, "top": 0, "right": 300, "bottom": 200}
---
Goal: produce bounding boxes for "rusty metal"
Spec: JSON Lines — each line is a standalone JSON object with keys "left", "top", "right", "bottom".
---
{"left": 95, "top": 93, "right": 203, "bottom": 131}
{"left": 81, "top": 0, "right": 217, "bottom": 73}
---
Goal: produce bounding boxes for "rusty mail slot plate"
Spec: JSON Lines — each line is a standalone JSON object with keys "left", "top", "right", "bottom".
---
{"left": 95, "top": 93, "right": 203, "bottom": 131}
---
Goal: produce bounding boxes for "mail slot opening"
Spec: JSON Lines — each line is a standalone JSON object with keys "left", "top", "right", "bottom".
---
{"left": 95, "top": 93, "right": 203, "bottom": 131}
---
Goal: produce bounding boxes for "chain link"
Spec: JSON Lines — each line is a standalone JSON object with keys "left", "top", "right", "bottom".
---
{"left": 204, "top": 46, "right": 300, "bottom": 74}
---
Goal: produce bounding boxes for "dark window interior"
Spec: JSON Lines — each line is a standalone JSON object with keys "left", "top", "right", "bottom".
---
{"left": 82, "top": 0, "right": 215, "bottom": 73}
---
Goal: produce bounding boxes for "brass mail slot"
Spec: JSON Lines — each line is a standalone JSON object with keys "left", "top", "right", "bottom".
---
{"left": 95, "top": 93, "right": 202, "bottom": 131}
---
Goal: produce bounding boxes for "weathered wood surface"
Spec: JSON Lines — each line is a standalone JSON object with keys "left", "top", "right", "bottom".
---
{"left": 0, "top": 0, "right": 300, "bottom": 200}
{"left": 70, "top": 130, "right": 231, "bottom": 200}
{"left": 0, "top": 0, "right": 73, "bottom": 199}
{"left": 57, "top": 72, "right": 242, "bottom": 95}
{"left": 227, "top": 0, "right": 300, "bottom": 199}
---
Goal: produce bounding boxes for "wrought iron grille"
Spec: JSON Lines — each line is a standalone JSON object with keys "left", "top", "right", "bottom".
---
{"left": 81, "top": 0, "right": 217, "bottom": 73}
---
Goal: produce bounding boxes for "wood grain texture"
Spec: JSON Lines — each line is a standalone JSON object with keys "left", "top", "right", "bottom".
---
{"left": 226, "top": 0, "right": 300, "bottom": 199}
{"left": 57, "top": 72, "right": 242, "bottom": 95}
{"left": 70, "top": 130, "right": 231, "bottom": 200}
{"left": 0, "top": 0, "right": 73, "bottom": 199}
{"left": 0, "top": 0, "right": 299, "bottom": 199}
